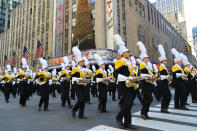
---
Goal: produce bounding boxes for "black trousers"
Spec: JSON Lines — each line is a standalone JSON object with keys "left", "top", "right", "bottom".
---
{"left": 38, "top": 84, "right": 50, "bottom": 110}
{"left": 109, "top": 82, "right": 116, "bottom": 100}
{"left": 72, "top": 84, "right": 86, "bottom": 117}
{"left": 98, "top": 83, "right": 107, "bottom": 111}
{"left": 191, "top": 80, "right": 197, "bottom": 102}
{"left": 4, "top": 84, "right": 11, "bottom": 102}
{"left": 91, "top": 83, "right": 98, "bottom": 97}
{"left": 116, "top": 82, "right": 135, "bottom": 126}
{"left": 11, "top": 84, "right": 17, "bottom": 97}
{"left": 174, "top": 80, "right": 187, "bottom": 108}
{"left": 185, "top": 80, "right": 192, "bottom": 103}
{"left": 19, "top": 82, "right": 28, "bottom": 106}
{"left": 39, "top": 96, "right": 49, "bottom": 110}
{"left": 71, "top": 84, "right": 76, "bottom": 99}
{"left": 51, "top": 84, "right": 56, "bottom": 97}
{"left": 61, "top": 82, "right": 71, "bottom": 106}
{"left": 85, "top": 83, "right": 91, "bottom": 102}
{"left": 141, "top": 81, "right": 153, "bottom": 115}
{"left": 160, "top": 80, "right": 171, "bottom": 109}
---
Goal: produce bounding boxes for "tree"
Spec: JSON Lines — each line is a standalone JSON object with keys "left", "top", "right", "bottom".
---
{"left": 72, "top": 0, "right": 95, "bottom": 50}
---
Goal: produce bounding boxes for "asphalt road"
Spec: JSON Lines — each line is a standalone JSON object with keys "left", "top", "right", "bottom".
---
{"left": 0, "top": 89, "right": 197, "bottom": 131}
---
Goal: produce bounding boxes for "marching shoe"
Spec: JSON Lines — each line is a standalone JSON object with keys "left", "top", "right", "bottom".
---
{"left": 141, "top": 114, "right": 147, "bottom": 120}
{"left": 161, "top": 109, "right": 170, "bottom": 113}
{"left": 125, "top": 125, "right": 137, "bottom": 130}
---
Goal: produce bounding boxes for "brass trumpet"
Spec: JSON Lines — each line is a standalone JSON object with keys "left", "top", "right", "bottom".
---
{"left": 100, "top": 78, "right": 110, "bottom": 85}
{"left": 181, "top": 75, "right": 188, "bottom": 81}
{"left": 38, "top": 75, "right": 48, "bottom": 85}
{"left": 145, "top": 76, "right": 155, "bottom": 85}
{"left": 167, "top": 76, "right": 173, "bottom": 84}
{"left": 125, "top": 77, "right": 140, "bottom": 90}
{"left": 76, "top": 79, "right": 88, "bottom": 86}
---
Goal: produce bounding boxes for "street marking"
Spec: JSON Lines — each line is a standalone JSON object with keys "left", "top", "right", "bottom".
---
{"left": 150, "top": 106, "right": 197, "bottom": 116}
{"left": 132, "top": 117, "right": 197, "bottom": 131}
{"left": 86, "top": 125, "right": 127, "bottom": 131}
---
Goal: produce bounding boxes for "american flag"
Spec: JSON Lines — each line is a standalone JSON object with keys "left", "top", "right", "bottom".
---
{"left": 12, "top": 51, "right": 18, "bottom": 66}
{"left": 34, "top": 40, "right": 44, "bottom": 61}
{"left": 4, "top": 55, "right": 9, "bottom": 67}
{"left": 21, "top": 46, "right": 29, "bottom": 60}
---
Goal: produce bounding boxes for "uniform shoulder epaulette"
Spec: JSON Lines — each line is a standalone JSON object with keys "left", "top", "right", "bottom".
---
{"left": 159, "top": 65, "right": 166, "bottom": 71}
{"left": 172, "top": 65, "right": 181, "bottom": 73}
{"left": 115, "top": 59, "right": 126, "bottom": 69}
{"left": 96, "top": 69, "right": 102, "bottom": 75}
{"left": 38, "top": 71, "right": 44, "bottom": 76}
{"left": 184, "top": 68, "right": 191, "bottom": 74}
{"left": 71, "top": 67, "right": 79, "bottom": 75}
{"left": 140, "top": 63, "right": 146, "bottom": 70}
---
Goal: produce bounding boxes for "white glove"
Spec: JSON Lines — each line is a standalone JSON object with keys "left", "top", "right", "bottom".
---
{"left": 117, "top": 74, "right": 128, "bottom": 82}
{"left": 12, "top": 81, "right": 16, "bottom": 85}
{"left": 176, "top": 73, "right": 184, "bottom": 78}
{"left": 49, "top": 79, "right": 53, "bottom": 85}
{"left": 160, "top": 75, "right": 168, "bottom": 80}
{"left": 140, "top": 74, "right": 152, "bottom": 79}
{"left": 28, "top": 79, "right": 31, "bottom": 84}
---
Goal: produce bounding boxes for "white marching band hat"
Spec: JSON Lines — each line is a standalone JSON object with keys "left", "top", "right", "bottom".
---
{"left": 158, "top": 44, "right": 167, "bottom": 62}
{"left": 114, "top": 34, "right": 129, "bottom": 55}
{"left": 180, "top": 53, "right": 190, "bottom": 66}
{"left": 171, "top": 48, "right": 182, "bottom": 63}
{"left": 72, "top": 46, "right": 84, "bottom": 64}
{"left": 39, "top": 58, "right": 48, "bottom": 70}
{"left": 94, "top": 53, "right": 104, "bottom": 66}
{"left": 137, "top": 41, "right": 149, "bottom": 60}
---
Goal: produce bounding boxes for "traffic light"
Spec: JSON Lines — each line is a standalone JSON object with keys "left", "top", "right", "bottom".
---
{"left": 185, "top": 44, "right": 190, "bottom": 52}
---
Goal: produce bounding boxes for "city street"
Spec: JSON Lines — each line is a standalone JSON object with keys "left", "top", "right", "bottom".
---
{"left": 0, "top": 90, "right": 197, "bottom": 131}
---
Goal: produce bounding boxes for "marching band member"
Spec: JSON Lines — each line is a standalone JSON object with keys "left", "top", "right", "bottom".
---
{"left": 180, "top": 53, "right": 193, "bottom": 105}
{"left": 71, "top": 60, "right": 77, "bottom": 100}
{"left": 131, "top": 56, "right": 143, "bottom": 105}
{"left": 113, "top": 34, "right": 137, "bottom": 129}
{"left": 157, "top": 44, "right": 171, "bottom": 113}
{"left": 36, "top": 58, "right": 52, "bottom": 111}
{"left": 83, "top": 57, "right": 92, "bottom": 104}
{"left": 18, "top": 58, "right": 31, "bottom": 106}
{"left": 91, "top": 65, "right": 98, "bottom": 98}
{"left": 58, "top": 57, "right": 72, "bottom": 108}
{"left": 108, "top": 65, "right": 116, "bottom": 101}
{"left": 71, "top": 46, "right": 88, "bottom": 119}
{"left": 171, "top": 48, "right": 188, "bottom": 110}
{"left": 51, "top": 69, "right": 57, "bottom": 97}
{"left": 191, "top": 68, "right": 197, "bottom": 103}
{"left": 94, "top": 53, "right": 109, "bottom": 113}
{"left": 12, "top": 68, "right": 18, "bottom": 98}
{"left": 137, "top": 41, "right": 154, "bottom": 120}
{"left": 3, "top": 65, "right": 14, "bottom": 103}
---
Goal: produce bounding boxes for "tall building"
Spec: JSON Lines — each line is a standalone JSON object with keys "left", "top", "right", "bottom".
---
{"left": 0, "top": 0, "right": 196, "bottom": 69}
{"left": 155, "top": 0, "right": 197, "bottom": 58}
{"left": 0, "top": 0, "right": 21, "bottom": 33}
{"left": 61, "top": 0, "right": 196, "bottom": 66}
{"left": 156, "top": 0, "right": 187, "bottom": 40}
{"left": 192, "top": 26, "right": 197, "bottom": 56}
{"left": 0, "top": 0, "right": 56, "bottom": 69}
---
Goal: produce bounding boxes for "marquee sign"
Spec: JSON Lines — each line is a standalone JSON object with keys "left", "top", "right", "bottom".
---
{"left": 48, "top": 49, "right": 118, "bottom": 69}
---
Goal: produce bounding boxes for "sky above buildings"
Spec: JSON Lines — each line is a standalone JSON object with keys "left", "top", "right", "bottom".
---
{"left": 149, "top": 0, "right": 197, "bottom": 28}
